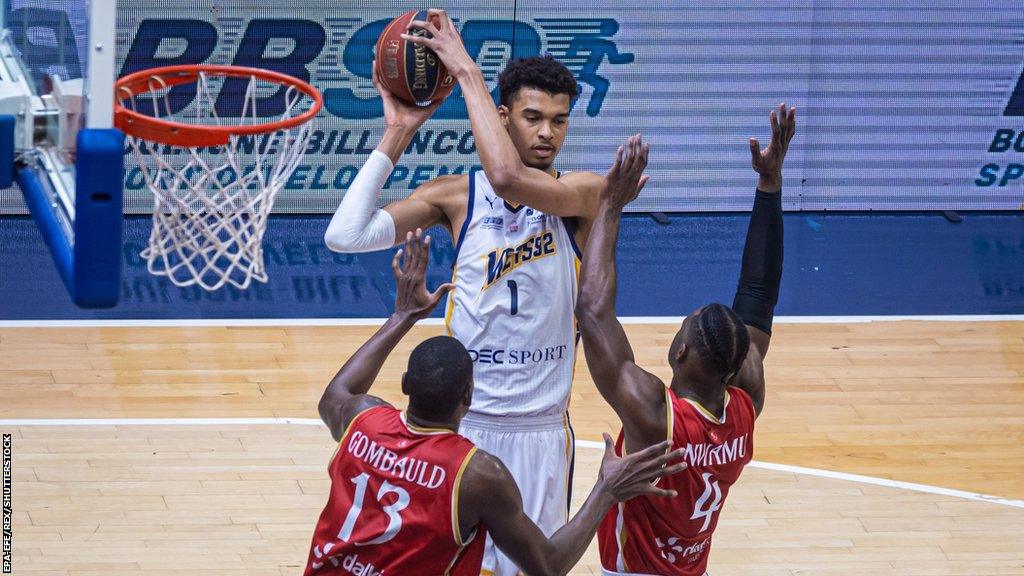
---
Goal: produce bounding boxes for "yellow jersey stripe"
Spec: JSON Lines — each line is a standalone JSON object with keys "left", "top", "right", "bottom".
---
{"left": 451, "top": 446, "right": 478, "bottom": 546}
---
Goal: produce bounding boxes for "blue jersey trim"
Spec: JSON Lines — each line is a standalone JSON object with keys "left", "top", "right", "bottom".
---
{"left": 452, "top": 168, "right": 477, "bottom": 263}
{"left": 561, "top": 216, "right": 583, "bottom": 259}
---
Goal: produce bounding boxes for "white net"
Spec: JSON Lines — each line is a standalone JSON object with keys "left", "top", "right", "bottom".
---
{"left": 121, "top": 71, "right": 315, "bottom": 290}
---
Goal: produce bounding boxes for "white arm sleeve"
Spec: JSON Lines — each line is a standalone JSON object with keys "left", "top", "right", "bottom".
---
{"left": 324, "top": 150, "right": 397, "bottom": 253}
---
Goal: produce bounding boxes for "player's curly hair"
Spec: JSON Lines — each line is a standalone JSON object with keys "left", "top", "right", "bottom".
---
{"left": 692, "top": 304, "right": 751, "bottom": 383}
{"left": 498, "top": 54, "right": 578, "bottom": 107}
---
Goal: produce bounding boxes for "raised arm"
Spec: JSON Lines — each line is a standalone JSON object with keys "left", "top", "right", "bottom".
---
{"left": 324, "top": 63, "right": 454, "bottom": 253}
{"left": 403, "top": 10, "right": 599, "bottom": 217}
{"left": 318, "top": 230, "right": 454, "bottom": 440}
{"left": 575, "top": 135, "right": 667, "bottom": 446}
{"left": 731, "top": 103, "right": 796, "bottom": 416}
{"left": 461, "top": 435, "right": 684, "bottom": 576}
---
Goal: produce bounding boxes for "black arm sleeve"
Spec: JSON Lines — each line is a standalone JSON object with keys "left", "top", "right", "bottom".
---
{"left": 732, "top": 189, "right": 784, "bottom": 334}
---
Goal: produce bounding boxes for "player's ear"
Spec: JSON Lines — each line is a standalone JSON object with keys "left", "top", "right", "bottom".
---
{"left": 461, "top": 379, "right": 474, "bottom": 408}
{"left": 401, "top": 372, "right": 410, "bottom": 396}
{"left": 674, "top": 342, "right": 689, "bottom": 366}
{"left": 497, "top": 105, "right": 510, "bottom": 128}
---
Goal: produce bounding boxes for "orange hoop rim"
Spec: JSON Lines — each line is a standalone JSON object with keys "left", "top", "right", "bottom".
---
{"left": 114, "top": 64, "right": 323, "bottom": 147}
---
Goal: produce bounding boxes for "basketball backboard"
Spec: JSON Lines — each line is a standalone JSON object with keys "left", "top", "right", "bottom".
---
{"left": 0, "top": 0, "right": 123, "bottom": 308}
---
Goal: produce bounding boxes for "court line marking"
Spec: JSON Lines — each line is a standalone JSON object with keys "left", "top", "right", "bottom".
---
{"left": 574, "top": 439, "right": 1024, "bottom": 509}
{"left": 0, "top": 315, "right": 1021, "bottom": 328}
{"left": 3, "top": 417, "right": 1022, "bottom": 510}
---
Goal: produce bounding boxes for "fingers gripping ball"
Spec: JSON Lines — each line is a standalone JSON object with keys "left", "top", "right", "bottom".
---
{"left": 375, "top": 10, "right": 456, "bottom": 105}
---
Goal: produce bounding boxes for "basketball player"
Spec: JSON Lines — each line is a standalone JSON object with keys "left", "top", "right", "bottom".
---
{"left": 306, "top": 229, "right": 685, "bottom": 576}
{"left": 575, "top": 106, "right": 795, "bottom": 575}
{"left": 325, "top": 10, "right": 607, "bottom": 574}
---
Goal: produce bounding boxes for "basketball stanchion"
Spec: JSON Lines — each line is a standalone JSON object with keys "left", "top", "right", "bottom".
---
{"left": 114, "top": 65, "right": 322, "bottom": 290}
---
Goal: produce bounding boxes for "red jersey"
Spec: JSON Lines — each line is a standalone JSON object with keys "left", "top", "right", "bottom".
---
{"left": 599, "top": 387, "right": 755, "bottom": 575}
{"left": 304, "top": 406, "right": 485, "bottom": 576}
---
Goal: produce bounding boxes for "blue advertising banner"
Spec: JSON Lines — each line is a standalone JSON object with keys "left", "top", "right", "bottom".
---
{"left": 1, "top": 1, "right": 1023, "bottom": 212}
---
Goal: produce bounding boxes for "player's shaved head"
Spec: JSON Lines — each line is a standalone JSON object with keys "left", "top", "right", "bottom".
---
{"left": 404, "top": 336, "right": 474, "bottom": 421}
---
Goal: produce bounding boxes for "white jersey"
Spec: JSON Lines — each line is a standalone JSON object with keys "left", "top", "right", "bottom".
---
{"left": 445, "top": 169, "right": 581, "bottom": 417}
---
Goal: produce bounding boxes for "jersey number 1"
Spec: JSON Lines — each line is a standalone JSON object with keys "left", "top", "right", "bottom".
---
{"left": 507, "top": 280, "right": 519, "bottom": 315}
{"left": 338, "top": 473, "right": 410, "bottom": 545}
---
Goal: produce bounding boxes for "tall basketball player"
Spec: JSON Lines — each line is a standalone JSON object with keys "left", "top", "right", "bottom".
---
{"left": 576, "top": 106, "right": 795, "bottom": 575}
{"left": 307, "top": 229, "right": 685, "bottom": 576}
{"left": 325, "top": 10, "right": 606, "bottom": 575}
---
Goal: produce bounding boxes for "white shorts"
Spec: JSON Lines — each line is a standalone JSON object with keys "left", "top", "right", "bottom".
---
{"left": 459, "top": 411, "right": 574, "bottom": 576}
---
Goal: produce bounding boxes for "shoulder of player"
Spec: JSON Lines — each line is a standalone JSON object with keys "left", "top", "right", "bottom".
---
{"left": 335, "top": 395, "right": 393, "bottom": 436}
{"left": 409, "top": 174, "right": 470, "bottom": 208}
{"left": 621, "top": 371, "right": 671, "bottom": 444}
{"left": 413, "top": 174, "right": 469, "bottom": 196}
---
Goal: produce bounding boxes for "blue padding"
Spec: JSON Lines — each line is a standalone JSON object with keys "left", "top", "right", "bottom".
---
{"left": 16, "top": 128, "right": 125, "bottom": 308}
{"left": 72, "top": 128, "right": 125, "bottom": 308}
{"left": 17, "top": 165, "right": 74, "bottom": 290}
{"left": 0, "top": 115, "right": 13, "bottom": 188}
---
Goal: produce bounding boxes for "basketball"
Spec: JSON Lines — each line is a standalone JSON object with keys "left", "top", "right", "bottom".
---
{"left": 374, "top": 10, "right": 456, "bottom": 106}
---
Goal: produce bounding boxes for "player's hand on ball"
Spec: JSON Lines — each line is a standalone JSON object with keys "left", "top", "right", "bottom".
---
{"left": 401, "top": 9, "right": 475, "bottom": 79}
{"left": 391, "top": 229, "right": 454, "bottom": 321}
{"left": 602, "top": 134, "right": 650, "bottom": 211}
{"left": 596, "top": 433, "right": 685, "bottom": 502}
{"left": 373, "top": 61, "right": 443, "bottom": 132}
{"left": 749, "top": 103, "right": 796, "bottom": 193}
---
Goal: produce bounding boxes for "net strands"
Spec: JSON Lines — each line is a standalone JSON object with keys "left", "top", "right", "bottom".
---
{"left": 118, "top": 71, "right": 315, "bottom": 290}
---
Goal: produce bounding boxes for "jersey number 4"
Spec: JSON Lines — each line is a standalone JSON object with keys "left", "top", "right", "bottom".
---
{"left": 690, "top": 472, "right": 723, "bottom": 533}
{"left": 338, "top": 473, "right": 410, "bottom": 545}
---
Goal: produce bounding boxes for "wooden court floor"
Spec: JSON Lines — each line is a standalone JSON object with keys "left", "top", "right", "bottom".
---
{"left": 2, "top": 320, "right": 1023, "bottom": 575}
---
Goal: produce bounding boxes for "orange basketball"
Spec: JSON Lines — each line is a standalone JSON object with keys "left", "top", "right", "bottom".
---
{"left": 374, "top": 10, "right": 456, "bottom": 106}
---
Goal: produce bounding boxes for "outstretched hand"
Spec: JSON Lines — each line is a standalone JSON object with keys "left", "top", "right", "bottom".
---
{"left": 749, "top": 103, "right": 797, "bottom": 193}
{"left": 391, "top": 229, "right": 454, "bottom": 321}
{"left": 596, "top": 433, "right": 685, "bottom": 502}
{"left": 602, "top": 134, "right": 650, "bottom": 211}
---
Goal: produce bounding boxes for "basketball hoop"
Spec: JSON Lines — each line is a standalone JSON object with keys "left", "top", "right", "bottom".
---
{"left": 114, "top": 64, "right": 322, "bottom": 290}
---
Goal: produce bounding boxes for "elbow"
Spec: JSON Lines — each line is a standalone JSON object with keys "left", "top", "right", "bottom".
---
{"left": 323, "top": 224, "right": 371, "bottom": 254}
{"left": 574, "top": 299, "right": 608, "bottom": 329}
{"left": 317, "top": 395, "right": 343, "bottom": 442}
{"left": 324, "top": 232, "right": 347, "bottom": 253}
{"left": 324, "top": 223, "right": 352, "bottom": 253}
{"left": 573, "top": 298, "right": 593, "bottom": 326}
{"left": 316, "top": 393, "right": 332, "bottom": 425}
{"left": 574, "top": 302, "right": 594, "bottom": 326}
{"left": 574, "top": 288, "right": 605, "bottom": 320}
{"left": 486, "top": 166, "right": 523, "bottom": 199}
